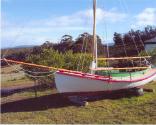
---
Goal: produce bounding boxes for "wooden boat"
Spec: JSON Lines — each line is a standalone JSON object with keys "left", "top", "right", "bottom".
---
{"left": 54, "top": 0, "right": 156, "bottom": 95}
{"left": 55, "top": 68, "right": 156, "bottom": 95}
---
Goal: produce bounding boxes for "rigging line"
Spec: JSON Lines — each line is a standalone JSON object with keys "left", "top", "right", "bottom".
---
{"left": 134, "top": 30, "right": 151, "bottom": 66}
{"left": 91, "top": 66, "right": 150, "bottom": 71}
{"left": 4, "top": 58, "right": 55, "bottom": 74}
{"left": 103, "top": 14, "right": 111, "bottom": 79}
{"left": 3, "top": 58, "right": 55, "bottom": 78}
{"left": 120, "top": 34, "right": 134, "bottom": 68}
{"left": 3, "top": 58, "right": 26, "bottom": 79}
{"left": 103, "top": 8, "right": 110, "bottom": 68}
{"left": 120, "top": 0, "right": 150, "bottom": 57}
{"left": 121, "top": 33, "right": 136, "bottom": 68}
{"left": 104, "top": 22, "right": 108, "bottom": 58}
{"left": 118, "top": 0, "right": 138, "bottom": 55}
{"left": 1, "top": 58, "right": 58, "bottom": 70}
{"left": 118, "top": 0, "right": 130, "bottom": 57}
{"left": 118, "top": 0, "right": 131, "bottom": 58}
{"left": 76, "top": 35, "right": 86, "bottom": 71}
{"left": 106, "top": 44, "right": 110, "bottom": 63}
{"left": 138, "top": 34, "right": 149, "bottom": 56}
{"left": 98, "top": 56, "right": 151, "bottom": 60}
{"left": 100, "top": 0, "right": 112, "bottom": 87}
{"left": 77, "top": 0, "right": 92, "bottom": 71}
{"left": 130, "top": 32, "right": 140, "bottom": 55}
{"left": 137, "top": 34, "right": 151, "bottom": 66}
{"left": 118, "top": 0, "right": 126, "bottom": 15}
{"left": 81, "top": 37, "right": 88, "bottom": 71}
{"left": 120, "top": 0, "right": 129, "bottom": 15}
{"left": 119, "top": 0, "right": 140, "bottom": 55}
{"left": 1, "top": 58, "right": 88, "bottom": 73}
{"left": 3, "top": 58, "right": 23, "bottom": 72}
{"left": 121, "top": 35, "right": 128, "bottom": 56}
{"left": 120, "top": 0, "right": 149, "bottom": 67}
{"left": 3, "top": 58, "right": 50, "bottom": 74}
{"left": 112, "top": 42, "right": 144, "bottom": 48}
{"left": 117, "top": 0, "right": 136, "bottom": 69}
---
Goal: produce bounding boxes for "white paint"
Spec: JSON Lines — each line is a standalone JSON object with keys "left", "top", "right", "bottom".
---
{"left": 54, "top": 69, "right": 156, "bottom": 93}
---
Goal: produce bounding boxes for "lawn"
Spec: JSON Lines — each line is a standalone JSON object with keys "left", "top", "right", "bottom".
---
{"left": 1, "top": 64, "right": 33, "bottom": 88}
{"left": 1, "top": 81, "right": 156, "bottom": 124}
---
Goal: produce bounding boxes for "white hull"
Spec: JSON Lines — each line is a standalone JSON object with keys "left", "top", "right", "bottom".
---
{"left": 55, "top": 69, "right": 156, "bottom": 94}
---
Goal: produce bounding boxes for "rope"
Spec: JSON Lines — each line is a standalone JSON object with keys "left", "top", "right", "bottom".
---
{"left": 0, "top": 58, "right": 85, "bottom": 74}
{"left": 103, "top": 10, "right": 110, "bottom": 69}
{"left": 81, "top": 37, "right": 88, "bottom": 71}
{"left": 121, "top": 33, "right": 135, "bottom": 70}
{"left": 120, "top": 35, "right": 128, "bottom": 56}
{"left": 91, "top": 66, "right": 150, "bottom": 71}
{"left": 129, "top": 33, "right": 140, "bottom": 55}
{"left": 110, "top": 42, "right": 145, "bottom": 48}
{"left": 77, "top": 36, "right": 86, "bottom": 71}
{"left": 98, "top": 56, "right": 151, "bottom": 60}
{"left": 3, "top": 58, "right": 56, "bottom": 78}
{"left": 118, "top": 0, "right": 151, "bottom": 67}
{"left": 1, "top": 58, "right": 58, "bottom": 70}
{"left": 119, "top": 0, "right": 150, "bottom": 57}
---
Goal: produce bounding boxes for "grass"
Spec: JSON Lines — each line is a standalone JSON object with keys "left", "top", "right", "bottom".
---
{"left": 1, "top": 78, "right": 34, "bottom": 88}
{"left": 1, "top": 65, "right": 21, "bottom": 74}
{"left": 1, "top": 64, "right": 28, "bottom": 84}
{"left": 1, "top": 81, "right": 156, "bottom": 124}
{"left": 1, "top": 65, "right": 156, "bottom": 124}
{"left": 1, "top": 64, "right": 34, "bottom": 88}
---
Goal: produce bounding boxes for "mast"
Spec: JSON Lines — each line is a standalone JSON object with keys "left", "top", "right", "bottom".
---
{"left": 93, "top": 0, "right": 97, "bottom": 67}
{"left": 90, "top": 0, "right": 97, "bottom": 74}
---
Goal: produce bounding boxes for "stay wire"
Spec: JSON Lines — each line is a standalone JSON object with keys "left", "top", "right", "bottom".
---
{"left": 77, "top": 35, "right": 86, "bottom": 71}
{"left": 81, "top": 36, "right": 88, "bottom": 71}
{"left": 2, "top": 58, "right": 56, "bottom": 78}
{"left": 120, "top": 0, "right": 150, "bottom": 61}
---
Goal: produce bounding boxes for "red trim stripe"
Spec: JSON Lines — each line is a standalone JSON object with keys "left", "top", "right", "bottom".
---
{"left": 57, "top": 69, "right": 156, "bottom": 83}
{"left": 58, "top": 70, "right": 112, "bottom": 81}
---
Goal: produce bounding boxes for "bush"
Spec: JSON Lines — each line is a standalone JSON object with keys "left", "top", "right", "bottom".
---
{"left": 24, "top": 48, "right": 108, "bottom": 88}
{"left": 26, "top": 48, "right": 101, "bottom": 72}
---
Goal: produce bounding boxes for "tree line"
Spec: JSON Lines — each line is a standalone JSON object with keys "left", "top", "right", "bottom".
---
{"left": 1, "top": 25, "right": 156, "bottom": 64}
{"left": 113, "top": 25, "right": 156, "bottom": 56}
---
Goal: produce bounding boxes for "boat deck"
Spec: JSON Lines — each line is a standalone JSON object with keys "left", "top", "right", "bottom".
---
{"left": 112, "top": 68, "right": 156, "bottom": 81}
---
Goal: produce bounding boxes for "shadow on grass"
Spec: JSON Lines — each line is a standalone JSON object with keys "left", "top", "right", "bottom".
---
{"left": 1, "top": 90, "right": 139, "bottom": 113}
{"left": 1, "top": 93, "right": 73, "bottom": 113}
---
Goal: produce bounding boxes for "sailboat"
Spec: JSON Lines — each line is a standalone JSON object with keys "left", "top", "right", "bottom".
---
{"left": 54, "top": 0, "right": 156, "bottom": 95}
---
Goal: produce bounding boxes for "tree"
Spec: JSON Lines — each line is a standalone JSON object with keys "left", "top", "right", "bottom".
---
{"left": 72, "top": 32, "right": 92, "bottom": 53}
{"left": 113, "top": 32, "right": 123, "bottom": 45}
{"left": 72, "top": 32, "right": 104, "bottom": 55}
{"left": 54, "top": 35, "right": 74, "bottom": 53}
{"left": 41, "top": 41, "right": 53, "bottom": 49}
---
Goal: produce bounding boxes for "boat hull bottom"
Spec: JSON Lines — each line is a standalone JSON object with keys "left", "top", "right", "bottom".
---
{"left": 59, "top": 87, "right": 143, "bottom": 97}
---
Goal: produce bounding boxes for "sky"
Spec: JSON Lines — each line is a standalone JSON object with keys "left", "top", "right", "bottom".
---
{"left": 1, "top": 0, "right": 156, "bottom": 48}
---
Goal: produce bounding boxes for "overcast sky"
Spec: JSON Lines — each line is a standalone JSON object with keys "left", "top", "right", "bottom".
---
{"left": 1, "top": 0, "right": 156, "bottom": 48}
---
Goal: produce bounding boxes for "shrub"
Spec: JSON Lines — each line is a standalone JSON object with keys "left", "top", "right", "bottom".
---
{"left": 24, "top": 48, "right": 108, "bottom": 88}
